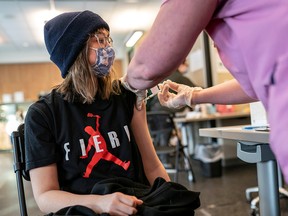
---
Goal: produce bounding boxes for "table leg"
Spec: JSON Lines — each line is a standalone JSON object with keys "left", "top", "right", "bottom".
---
{"left": 257, "top": 160, "right": 280, "bottom": 216}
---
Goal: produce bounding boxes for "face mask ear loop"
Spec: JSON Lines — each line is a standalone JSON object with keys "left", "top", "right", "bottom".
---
{"left": 89, "top": 47, "right": 98, "bottom": 66}
{"left": 94, "top": 34, "right": 101, "bottom": 47}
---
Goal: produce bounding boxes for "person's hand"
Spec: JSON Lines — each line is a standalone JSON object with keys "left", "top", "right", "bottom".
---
{"left": 95, "top": 192, "right": 143, "bottom": 216}
{"left": 158, "top": 80, "right": 202, "bottom": 109}
{"left": 120, "top": 75, "right": 147, "bottom": 110}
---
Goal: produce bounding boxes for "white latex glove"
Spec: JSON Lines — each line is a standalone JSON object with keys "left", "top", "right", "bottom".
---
{"left": 158, "top": 80, "right": 202, "bottom": 109}
{"left": 120, "top": 75, "right": 147, "bottom": 110}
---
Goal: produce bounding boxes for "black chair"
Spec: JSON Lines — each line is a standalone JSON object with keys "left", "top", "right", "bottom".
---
{"left": 146, "top": 111, "right": 195, "bottom": 182}
{"left": 11, "top": 123, "right": 30, "bottom": 216}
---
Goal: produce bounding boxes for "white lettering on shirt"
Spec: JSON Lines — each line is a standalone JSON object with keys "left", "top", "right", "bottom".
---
{"left": 108, "top": 131, "right": 120, "bottom": 148}
{"left": 79, "top": 139, "right": 86, "bottom": 157}
{"left": 93, "top": 135, "right": 104, "bottom": 152}
{"left": 76, "top": 124, "right": 131, "bottom": 153}
{"left": 124, "top": 125, "right": 130, "bottom": 142}
{"left": 64, "top": 142, "right": 70, "bottom": 161}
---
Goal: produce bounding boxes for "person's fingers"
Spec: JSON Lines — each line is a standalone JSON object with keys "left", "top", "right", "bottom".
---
{"left": 161, "top": 83, "right": 170, "bottom": 97}
{"left": 166, "top": 80, "right": 180, "bottom": 92}
{"left": 159, "top": 93, "right": 175, "bottom": 108}
{"left": 158, "top": 81, "right": 186, "bottom": 109}
{"left": 116, "top": 195, "right": 142, "bottom": 215}
{"left": 158, "top": 90, "right": 169, "bottom": 106}
{"left": 136, "top": 100, "right": 144, "bottom": 110}
{"left": 169, "top": 96, "right": 183, "bottom": 109}
{"left": 135, "top": 89, "right": 147, "bottom": 110}
{"left": 157, "top": 92, "right": 165, "bottom": 105}
{"left": 114, "top": 205, "right": 137, "bottom": 216}
{"left": 119, "top": 195, "right": 143, "bottom": 207}
{"left": 134, "top": 198, "right": 143, "bottom": 206}
{"left": 120, "top": 75, "right": 147, "bottom": 111}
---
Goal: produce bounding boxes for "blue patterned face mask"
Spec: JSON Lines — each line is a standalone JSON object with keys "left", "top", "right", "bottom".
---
{"left": 90, "top": 46, "right": 115, "bottom": 77}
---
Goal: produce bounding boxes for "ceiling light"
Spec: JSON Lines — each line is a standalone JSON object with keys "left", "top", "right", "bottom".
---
{"left": 125, "top": 30, "right": 144, "bottom": 48}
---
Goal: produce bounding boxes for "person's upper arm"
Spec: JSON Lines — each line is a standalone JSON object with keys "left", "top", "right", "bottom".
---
{"left": 130, "top": 105, "right": 170, "bottom": 183}
{"left": 130, "top": 105, "right": 153, "bottom": 158}
{"left": 29, "top": 164, "right": 59, "bottom": 204}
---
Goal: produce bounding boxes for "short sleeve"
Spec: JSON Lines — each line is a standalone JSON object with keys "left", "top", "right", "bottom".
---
{"left": 25, "top": 102, "right": 57, "bottom": 171}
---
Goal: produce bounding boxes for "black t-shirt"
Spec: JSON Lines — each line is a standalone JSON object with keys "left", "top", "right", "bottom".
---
{"left": 25, "top": 84, "right": 146, "bottom": 194}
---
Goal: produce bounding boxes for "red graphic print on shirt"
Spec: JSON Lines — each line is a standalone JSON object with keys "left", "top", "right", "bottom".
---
{"left": 81, "top": 113, "right": 130, "bottom": 178}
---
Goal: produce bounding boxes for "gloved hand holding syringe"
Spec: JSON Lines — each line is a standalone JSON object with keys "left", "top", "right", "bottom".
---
{"left": 157, "top": 80, "right": 202, "bottom": 109}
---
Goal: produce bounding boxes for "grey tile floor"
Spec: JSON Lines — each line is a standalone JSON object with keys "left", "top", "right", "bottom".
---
{"left": 1, "top": 150, "right": 288, "bottom": 216}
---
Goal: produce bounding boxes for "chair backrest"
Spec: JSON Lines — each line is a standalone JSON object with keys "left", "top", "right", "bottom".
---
{"left": 147, "top": 111, "right": 196, "bottom": 183}
{"left": 11, "top": 123, "right": 29, "bottom": 216}
{"left": 12, "top": 123, "right": 30, "bottom": 181}
{"left": 146, "top": 111, "right": 179, "bottom": 147}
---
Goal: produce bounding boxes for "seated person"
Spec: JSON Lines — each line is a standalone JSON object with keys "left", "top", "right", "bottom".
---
{"left": 25, "top": 10, "right": 200, "bottom": 216}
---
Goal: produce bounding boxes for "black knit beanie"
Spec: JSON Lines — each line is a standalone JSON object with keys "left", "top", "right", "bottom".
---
{"left": 44, "top": 10, "right": 110, "bottom": 78}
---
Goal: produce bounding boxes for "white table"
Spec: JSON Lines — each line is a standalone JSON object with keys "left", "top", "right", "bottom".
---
{"left": 174, "top": 112, "right": 250, "bottom": 155}
{"left": 199, "top": 125, "right": 280, "bottom": 216}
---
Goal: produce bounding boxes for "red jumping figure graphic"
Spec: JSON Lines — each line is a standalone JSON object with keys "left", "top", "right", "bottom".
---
{"left": 81, "top": 113, "right": 130, "bottom": 178}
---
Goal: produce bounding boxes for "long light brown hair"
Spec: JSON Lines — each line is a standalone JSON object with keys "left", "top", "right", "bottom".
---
{"left": 55, "top": 31, "right": 121, "bottom": 104}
